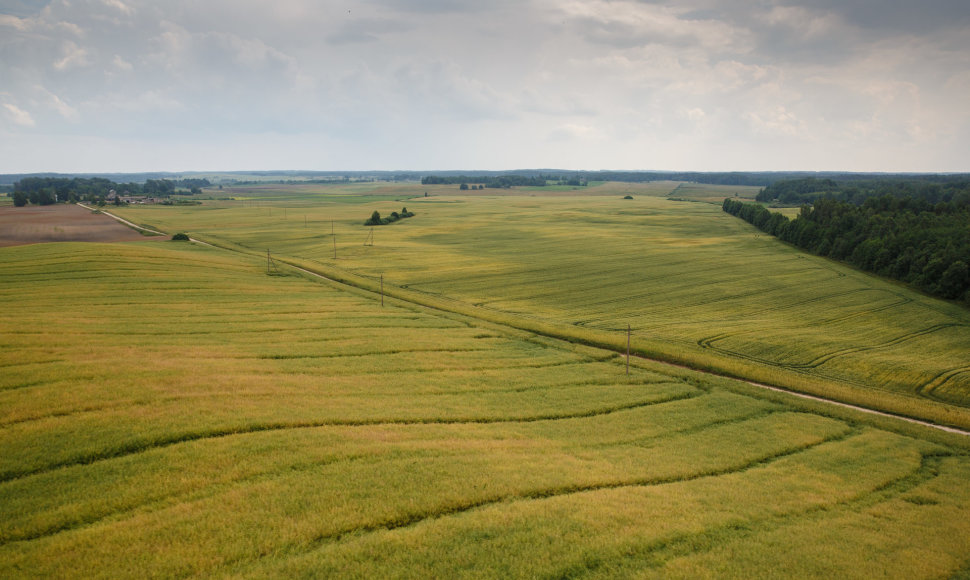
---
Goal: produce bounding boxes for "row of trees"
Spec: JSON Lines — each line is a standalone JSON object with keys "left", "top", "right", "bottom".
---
{"left": 11, "top": 177, "right": 211, "bottom": 206}
{"left": 723, "top": 195, "right": 970, "bottom": 303}
{"left": 421, "top": 175, "right": 548, "bottom": 188}
{"left": 12, "top": 177, "right": 132, "bottom": 206}
{"left": 756, "top": 177, "right": 970, "bottom": 206}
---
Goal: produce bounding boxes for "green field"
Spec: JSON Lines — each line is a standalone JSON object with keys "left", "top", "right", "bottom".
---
{"left": 2, "top": 239, "right": 970, "bottom": 578}
{"left": 109, "top": 181, "right": 970, "bottom": 430}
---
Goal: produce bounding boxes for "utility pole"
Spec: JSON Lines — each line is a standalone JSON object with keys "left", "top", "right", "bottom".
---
{"left": 332, "top": 219, "right": 336, "bottom": 259}
{"left": 380, "top": 274, "right": 384, "bottom": 307}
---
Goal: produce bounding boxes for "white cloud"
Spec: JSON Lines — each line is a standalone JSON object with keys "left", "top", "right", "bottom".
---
{"left": 111, "top": 54, "right": 132, "bottom": 71}
{"left": 3, "top": 103, "right": 36, "bottom": 127}
{"left": 0, "top": 14, "right": 30, "bottom": 30}
{"left": 743, "top": 106, "right": 807, "bottom": 138}
{"left": 102, "top": 0, "right": 133, "bottom": 16}
{"left": 53, "top": 40, "right": 91, "bottom": 70}
{"left": 684, "top": 108, "right": 706, "bottom": 122}
{"left": 45, "top": 90, "right": 80, "bottom": 121}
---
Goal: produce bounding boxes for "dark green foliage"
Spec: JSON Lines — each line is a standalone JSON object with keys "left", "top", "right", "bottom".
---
{"left": 623, "top": 195, "right": 634, "bottom": 200}
{"left": 143, "top": 179, "right": 175, "bottom": 196}
{"left": 421, "top": 175, "right": 547, "bottom": 188}
{"left": 13, "top": 176, "right": 146, "bottom": 204}
{"left": 175, "top": 178, "right": 211, "bottom": 190}
{"left": 723, "top": 193, "right": 970, "bottom": 303}
{"left": 171, "top": 233, "right": 190, "bottom": 241}
{"left": 364, "top": 207, "right": 415, "bottom": 226}
{"left": 756, "top": 176, "right": 970, "bottom": 206}
{"left": 755, "top": 178, "right": 839, "bottom": 203}
{"left": 13, "top": 191, "right": 28, "bottom": 206}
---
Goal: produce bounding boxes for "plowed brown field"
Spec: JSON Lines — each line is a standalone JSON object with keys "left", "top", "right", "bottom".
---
{"left": 0, "top": 204, "right": 151, "bottom": 247}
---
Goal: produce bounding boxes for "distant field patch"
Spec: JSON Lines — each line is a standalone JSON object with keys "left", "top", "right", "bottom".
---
{"left": 0, "top": 205, "right": 151, "bottom": 247}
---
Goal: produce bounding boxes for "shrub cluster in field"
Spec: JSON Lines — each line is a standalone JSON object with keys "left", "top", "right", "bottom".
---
{"left": 364, "top": 207, "right": 414, "bottom": 226}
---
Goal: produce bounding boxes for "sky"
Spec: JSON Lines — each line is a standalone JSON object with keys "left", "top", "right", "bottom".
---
{"left": 1, "top": 0, "right": 969, "bottom": 174}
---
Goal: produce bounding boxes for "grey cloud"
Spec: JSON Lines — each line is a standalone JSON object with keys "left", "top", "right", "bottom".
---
{"left": 806, "top": 0, "right": 970, "bottom": 34}
{"left": 0, "top": 0, "right": 50, "bottom": 17}
{"left": 362, "top": 0, "right": 510, "bottom": 14}
{"left": 1, "top": 0, "right": 968, "bottom": 172}
{"left": 325, "top": 17, "right": 409, "bottom": 45}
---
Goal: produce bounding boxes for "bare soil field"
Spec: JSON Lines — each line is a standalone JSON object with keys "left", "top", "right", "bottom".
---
{"left": 0, "top": 204, "right": 153, "bottom": 247}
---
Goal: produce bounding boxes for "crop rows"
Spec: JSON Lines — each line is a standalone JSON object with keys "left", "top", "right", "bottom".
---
{"left": 2, "top": 239, "right": 970, "bottom": 577}
{"left": 124, "top": 188, "right": 969, "bottom": 419}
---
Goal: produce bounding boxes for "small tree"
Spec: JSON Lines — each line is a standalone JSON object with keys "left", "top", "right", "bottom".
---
{"left": 459, "top": 183, "right": 469, "bottom": 190}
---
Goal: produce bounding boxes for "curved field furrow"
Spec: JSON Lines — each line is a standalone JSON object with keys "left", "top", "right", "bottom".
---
{"left": 547, "top": 451, "right": 949, "bottom": 578}
{"left": 0, "top": 388, "right": 702, "bottom": 484}
{"left": 0, "top": 369, "right": 670, "bottom": 428}
{"left": 697, "top": 324, "right": 967, "bottom": 375}
{"left": 798, "top": 324, "right": 967, "bottom": 369}
{"left": 0, "top": 399, "right": 774, "bottom": 546}
{"left": 261, "top": 429, "right": 851, "bottom": 563}
{"left": 237, "top": 429, "right": 954, "bottom": 579}
{"left": 917, "top": 366, "right": 970, "bottom": 405}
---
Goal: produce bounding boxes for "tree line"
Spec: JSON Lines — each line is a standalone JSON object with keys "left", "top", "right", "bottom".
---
{"left": 11, "top": 177, "right": 211, "bottom": 206}
{"left": 722, "top": 192, "right": 970, "bottom": 304}
{"left": 756, "top": 176, "right": 970, "bottom": 206}
{"left": 421, "top": 175, "right": 548, "bottom": 188}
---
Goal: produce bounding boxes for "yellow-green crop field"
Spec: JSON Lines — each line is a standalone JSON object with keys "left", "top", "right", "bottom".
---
{"left": 111, "top": 181, "right": 970, "bottom": 430}
{"left": 2, "top": 182, "right": 969, "bottom": 578}
{"left": 1, "top": 240, "right": 969, "bottom": 578}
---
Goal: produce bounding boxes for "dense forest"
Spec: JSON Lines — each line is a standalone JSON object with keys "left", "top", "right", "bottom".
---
{"left": 755, "top": 176, "right": 970, "bottom": 205}
{"left": 723, "top": 181, "right": 970, "bottom": 303}
{"left": 11, "top": 177, "right": 210, "bottom": 206}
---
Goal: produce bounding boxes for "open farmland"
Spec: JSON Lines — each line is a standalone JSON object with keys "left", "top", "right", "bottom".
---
{"left": 0, "top": 204, "right": 154, "bottom": 247}
{"left": 2, "top": 240, "right": 969, "bottom": 578}
{"left": 109, "top": 181, "right": 970, "bottom": 430}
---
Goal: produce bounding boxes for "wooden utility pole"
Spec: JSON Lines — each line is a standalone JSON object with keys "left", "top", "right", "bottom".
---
{"left": 380, "top": 274, "right": 384, "bottom": 307}
{"left": 626, "top": 324, "right": 631, "bottom": 375}
{"left": 332, "top": 220, "right": 336, "bottom": 259}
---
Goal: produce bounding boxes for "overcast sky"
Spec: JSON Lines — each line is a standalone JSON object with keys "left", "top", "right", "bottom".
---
{"left": 1, "top": 0, "right": 969, "bottom": 173}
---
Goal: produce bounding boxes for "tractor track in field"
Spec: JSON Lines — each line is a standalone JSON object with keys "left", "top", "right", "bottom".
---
{"left": 697, "top": 323, "right": 967, "bottom": 372}
{"left": 286, "top": 260, "right": 970, "bottom": 438}
{"left": 917, "top": 366, "right": 970, "bottom": 404}
{"left": 88, "top": 213, "right": 970, "bottom": 438}
{"left": 0, "top": 390, "right": 702, "bottom": 484}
